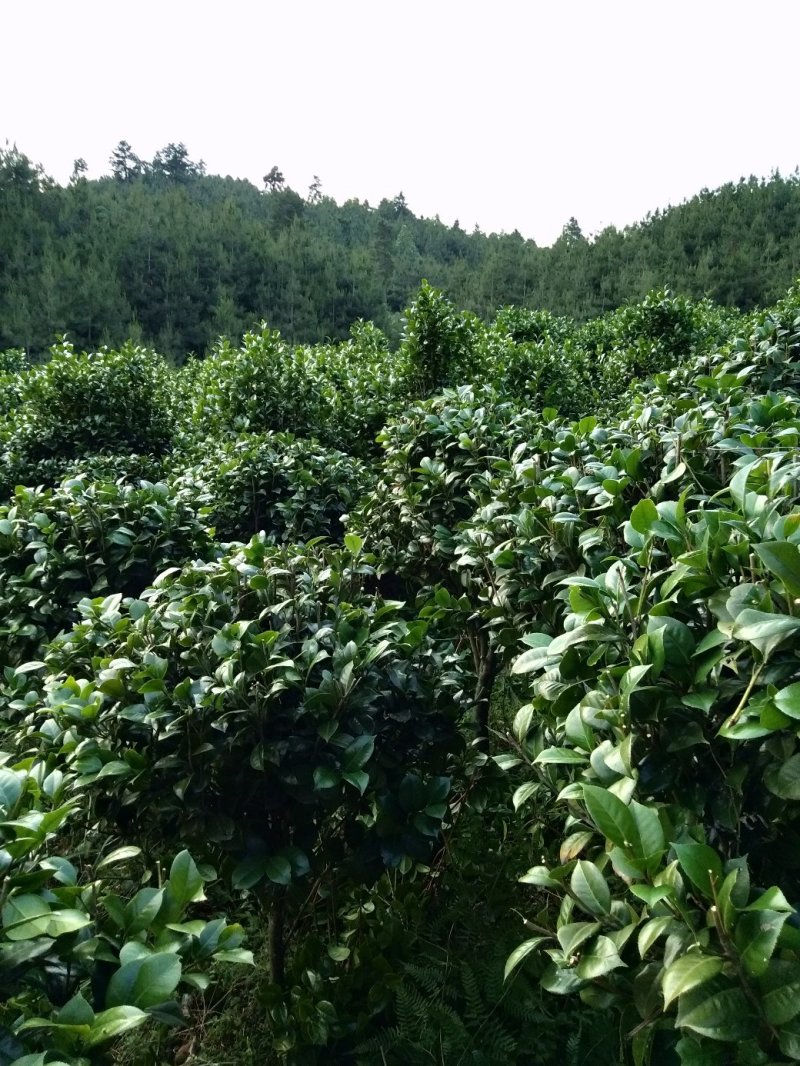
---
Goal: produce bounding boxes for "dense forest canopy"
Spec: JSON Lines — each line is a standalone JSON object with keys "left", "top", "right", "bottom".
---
{"left": 1, "top": 140, "right": 800, "bottom": 357}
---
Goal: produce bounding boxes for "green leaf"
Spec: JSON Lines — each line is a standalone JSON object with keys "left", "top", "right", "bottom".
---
{"left": 779, "top": 1020, "right": 800, "bottom": 1061}
{"left": 674, "top": 1036, "right": 725, "bottom": 1065}
{"left": 211, "top": 631, "right": 235, "bottom": 656}
{"left": 676, "top": 984, "right": 755, "bottom": 1041}
{"left": 512, "top": 642, "right": 554, "bottom": 674}
{"left": 744, "top": 885, "right": 793, "bottom": 913}
{"left": 512, "top": 781, "right": 538, "bottom": 811}
{"left": 629, "top": 884, "right": 673, "bottom": 907}
{"left": 45, "top": 909, "right": 92, "bottom": 936}
{"left": 734, "top": 909, "right": 788, "bottom": 977}
{"left": 662, "top": 954, "right": 724, "bottom": 1009}
{"left": 731, "top": 610, "right": 800, "bottom": 659}
{"left": 106, "top": 952, "right": 182, "bottom": 1009}
{"left": 344, "top": 533, "right": 362, "bottom": 556}
{"left": 85, "top": 1005, "right": 148, "bottom": 1047}
{"left": 264, "top": 856, "right": 292, "bottom": 885}
{"left": 775, "top": 682, "right": 800, "bottom": 720}
{"left": 557, "top": 921, "right": 600, "bottom": 956}
{"left": 342, "top": 770, "right": 369, "bottom": 794}
{"left": 673, "top": 842, "right": 723, "bottom": 899}
{"left": 342, "top": 734, "right": 374, "bottom": 771}
{"left": 540, "top": 963, "right": 585, "bottom": 994}
{"left": 620, "top": 664, "right": 651, "bottom": 696}
{"left": 231, "top": 856, "right": 269, "bottom": 891}
{"left": 631, "top": 498, "right": 659, "bottom": 535}
{"left": 0, "top": 769, "right": 23, "bottom": 814}
{"left": 213, "top": 948, "right": 255, "bottom": 965}
{"left": 97, "top": 846, "right": 142, "bottom": 869}
{"left": 2, "top": 894, "right": 51, "bottom": 940}
{"left": 548, "top": 624, "right": 618, "bottom": 656}
{"left": 765, "top": 754, "right": 800, "bottom": 800}
{"left": 123, "top": 887, "right": 164, "bottom": 935}
{"left": 504, "top": 937, "right": 547, "bottom": 980}
{"left": 570, "top": 860, "right": 611, "bottom": 916}
{"left": 167, "top": 851, "right": 205, "bottom": 907}
{"left": 575, "top": 935, "right": 626, "bottom": 979}
{"left": 582, "top": 784, "right": 636, "bottom": 850}
{"left": 40, "top": 856, "right": 77, "bottom": 885}
{"left": 630, "top": 800, "right": 666, "bottom": 871}
{"left": 760, "top": 960, "right": 800, "bottom": 1024}
{"left": 754, "top": 541, "right": 800, "bottom": 597}
{"left": 313, "top": 767, "right": 340, "bottom": 790}
{"left": 512, "top": 703, "right": 535, "bottom": 743}
{"left": 534, "top": 747, "right": 589, "bottom": 765}
{"left": 57, "top": 992, "right": 95, "bottom": 1026}
{"left": 638, "top": 916, "right": 675, "bottom": 957}
{"left": 519, "top": 866, "right": 560, "bottom": 888}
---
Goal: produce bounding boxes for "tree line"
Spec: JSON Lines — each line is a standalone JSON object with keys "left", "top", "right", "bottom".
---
{"left": 1, "top": 140, "right": 799, "bottom": 359}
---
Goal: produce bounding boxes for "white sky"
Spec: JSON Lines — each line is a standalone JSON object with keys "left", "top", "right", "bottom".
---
{"left": 3, "top": 0, "right": 799, "bottom": 246}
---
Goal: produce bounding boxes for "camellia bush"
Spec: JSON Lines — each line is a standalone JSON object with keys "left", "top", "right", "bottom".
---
{"left": 0, "top": 742, "right": 252, "bottom": 1064}
{"left": 180, "top": 320, "right": 408, "bottom": 456}
{"left": 496, "top": 293, "right": 800, "bottom": 1063}
{"left": 2, "top": 343, "right": 175, "bottom": 466}
{"left": 11, "top": 536, "right": 463, "bottom": 997}
{"left": 0, "top": 477, "right": 211, "bottom": 668}
{"left": 172, "top": 431, "right": 373, "bottom": 545}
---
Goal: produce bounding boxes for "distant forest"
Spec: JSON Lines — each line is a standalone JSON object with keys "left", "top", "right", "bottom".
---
{"left": 2, "top": 141, "right": 800, "bottom": 358}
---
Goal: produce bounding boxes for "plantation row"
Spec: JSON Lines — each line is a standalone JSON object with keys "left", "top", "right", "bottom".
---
{"left": 1, "top": 282, "right": 799, "bottom": 1064}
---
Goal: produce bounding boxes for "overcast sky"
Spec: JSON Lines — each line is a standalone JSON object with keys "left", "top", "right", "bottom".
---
{"left": 4, "top": 0, "right": 799, "bottom": 245}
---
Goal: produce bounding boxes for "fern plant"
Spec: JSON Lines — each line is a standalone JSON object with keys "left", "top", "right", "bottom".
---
{"left": 354, "top": 941, "right": 618, "bottom": 1065}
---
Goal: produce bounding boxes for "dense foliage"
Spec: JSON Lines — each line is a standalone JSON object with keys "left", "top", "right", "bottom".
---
{"left": 1, "top": 277, "right": 800, "bottom": 1063}
{"left": 3, "top": 143, "right": 800, "bottom": 356}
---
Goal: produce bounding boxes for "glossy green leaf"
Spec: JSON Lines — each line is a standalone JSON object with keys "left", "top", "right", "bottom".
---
{"left": 575, "top": 935, "right": 626, "bottom": 979}
{"left": 734, "top": 909, "right": 788, "bottom": 977}
{"left": 775, "top": 682, "right": 800, "bottom": 720}
{"left": 504, "top": 937, "right": 547, "bottom": 980}
{"left": 662, "top": 953, "right": 724, "bottom": 1009}
{"left": 754, "top": 541, "right": 800, "bottom": 597}
{"left": 731, "top": 610, "right": 800, "bottom": 658}
{"left": 676, "top": 984, "right": 755, "bottom": 1041}
{"left": 673, "top": 842, "right": 723, "bottom": 899}
{"left": 167, "top": 850, "right": 206, "bottom": 907}
{"left": 582, "top": 784, "right": 636, "bottom": 850}
{"left": 570, "top": 860, "right": 611, "bottom": 916}
{"left": 630, "top": 498, "right": 659, "bottom": 535}
{"left": 106, "top": 952, "right": 182, "bottom": 1009}
{"left": 97, "top": 846, "right": 142, "bottom": 869}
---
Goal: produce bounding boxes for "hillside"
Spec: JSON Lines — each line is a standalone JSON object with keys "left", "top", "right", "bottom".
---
{"left": 1, "top": 141, "right": 800, "bottom": 357}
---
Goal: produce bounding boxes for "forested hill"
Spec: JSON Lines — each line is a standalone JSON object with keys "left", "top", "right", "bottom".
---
{"left": 2, "top": 141, "right": 800, "bottom": 358}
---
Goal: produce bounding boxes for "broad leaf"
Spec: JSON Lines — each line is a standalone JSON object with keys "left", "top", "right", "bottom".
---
{"left": 582, "top": 784, "right": 636, "bottom": 850}
{"left": 504, "top": 937, "right": 547, "bottom": 980}
{"left": 673, "top": 842, "right": 723, "bottom": 899}
{"left": 570, "top": 860, "right": 611, "bottom": 916}
{"left": 662, "top": 953, "right": 724, "bottom": 1009}
{"left": 106, "top": 952, "right": 182, "bottom": 1010}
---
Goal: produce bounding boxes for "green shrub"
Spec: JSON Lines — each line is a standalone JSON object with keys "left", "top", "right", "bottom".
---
{"left": 0, "top": 477, "right": 211, "bottom": 666}
{"left": 182, "top": 321, "right": 407, "bottom": 456}
{"left": 173, "top": 432, "right": 374, "bottom": 544}
{"left": 350, "top": 385, "right": 536, "bottom": 587}
{"left": 3, "top": 342, "right": 175, "bottom": 466}
{"left": 400, "top": 282, "right": 483, "bottom": 394}
{"left": 0, "top": 747, "right": 251, "bottom": 1064}
{"left": 31, "top": 537, "right": 461, "bottom": 878}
